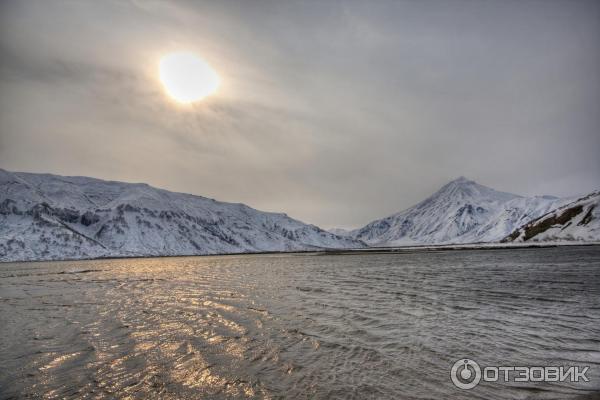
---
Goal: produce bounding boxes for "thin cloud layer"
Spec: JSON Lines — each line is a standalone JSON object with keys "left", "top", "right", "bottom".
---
{"left": 1, "top": 0, "right": 599, "bottom": 228}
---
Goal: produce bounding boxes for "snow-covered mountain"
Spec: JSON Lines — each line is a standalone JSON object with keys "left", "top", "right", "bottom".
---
{"left": 327, "top": 228, "right": 352, "bottom": 237}
{"left": 2, "top": 170, "right": 595, "bottom": 262}
{"left": 0, "top": 169, "right": 363, "bottom": 262}
{"left": 503, "top": 191, "right": 599, "bottom": 243}
{"left": 350, "top": 177, "right": 572, "bottom": 246}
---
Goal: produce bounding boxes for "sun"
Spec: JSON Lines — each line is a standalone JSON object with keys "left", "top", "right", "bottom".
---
{"left": 159, "top": 52, "right": 220, "bottom": 103}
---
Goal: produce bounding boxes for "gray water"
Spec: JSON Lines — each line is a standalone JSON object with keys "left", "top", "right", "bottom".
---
{"left": 1, "top": 246, "right": 599, "bottom": 399}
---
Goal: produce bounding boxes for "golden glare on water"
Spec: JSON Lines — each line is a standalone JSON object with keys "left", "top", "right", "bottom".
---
{"left": 159, "top": 52, "right": 220, "bottom": 103}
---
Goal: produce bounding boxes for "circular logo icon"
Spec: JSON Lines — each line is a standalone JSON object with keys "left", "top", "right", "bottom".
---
{"left": 451, "top": 358, "right": 481, "bottom": 389}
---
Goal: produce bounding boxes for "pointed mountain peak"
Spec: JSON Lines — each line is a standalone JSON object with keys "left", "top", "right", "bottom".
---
{"left": 439, "top": 176, "right": 479, "bottom": 192}
{"left": 449, "top": 176, "right": 475, "bottom": 185}
{"left": 432, "top": 176, "right": 518, "bottom": 204}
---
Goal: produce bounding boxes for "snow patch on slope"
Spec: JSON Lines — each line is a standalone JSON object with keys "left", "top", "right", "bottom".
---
{"left": 504, "top": 191, "right": 599, "bottom": 243}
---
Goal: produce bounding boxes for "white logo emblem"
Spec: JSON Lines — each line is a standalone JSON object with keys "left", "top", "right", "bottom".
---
{"left": 451, "top": 358, "right": 482, "bottom": 389}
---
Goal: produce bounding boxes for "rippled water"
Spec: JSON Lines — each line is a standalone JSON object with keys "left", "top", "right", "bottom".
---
{"left": 1, "top": 246, "right": 600, "bottom": 399}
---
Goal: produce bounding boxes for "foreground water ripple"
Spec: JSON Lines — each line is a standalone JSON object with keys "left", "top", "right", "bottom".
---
{"left": 1, "top": 246, "right": 599, "bottom": 399}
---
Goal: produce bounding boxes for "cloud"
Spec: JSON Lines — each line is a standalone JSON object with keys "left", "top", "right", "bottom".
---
{"left": 1, "top": 0, "right": 599, "bottom": 228}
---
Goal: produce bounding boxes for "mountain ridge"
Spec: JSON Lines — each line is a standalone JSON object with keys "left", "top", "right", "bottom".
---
{"left": 503, "top": 191, "right": 600, "bottom": 243}
{"left": 1, "top": 169, "right": 598, "bottom": 262}
{"left": 0, "top": 168, "right": 363, "bottom": 262}
{"left": 349, "top": 177, "right": 575, "bottom": 246}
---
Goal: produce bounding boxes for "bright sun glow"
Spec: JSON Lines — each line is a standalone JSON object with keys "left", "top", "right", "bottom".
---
{"left": 159, "top": 52, "right": 220, "bottom": 103}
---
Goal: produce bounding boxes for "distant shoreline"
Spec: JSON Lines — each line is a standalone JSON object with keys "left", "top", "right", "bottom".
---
{"left": 2, "top": 242, "right": 599, "bottom": 265}
{"left": 320, "top": 241, "right": 600, "bottom": 255}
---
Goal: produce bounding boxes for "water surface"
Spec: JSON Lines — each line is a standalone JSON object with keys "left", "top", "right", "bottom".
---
{"left": 1, "top": 246, "right": 599, "bottom": 399}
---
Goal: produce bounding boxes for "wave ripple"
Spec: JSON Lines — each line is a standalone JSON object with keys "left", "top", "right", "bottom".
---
{"left": 1, "top": 246, "right": 600, "bottom": 399}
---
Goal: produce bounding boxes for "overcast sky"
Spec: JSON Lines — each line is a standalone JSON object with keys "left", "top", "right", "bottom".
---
{"left": 1, "top": 0, "right": 599, "bottom": 228}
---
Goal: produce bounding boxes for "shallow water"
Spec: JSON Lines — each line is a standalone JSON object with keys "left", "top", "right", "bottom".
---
{"left": 1, "top": 246, "right": 599, "bottom": 399}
